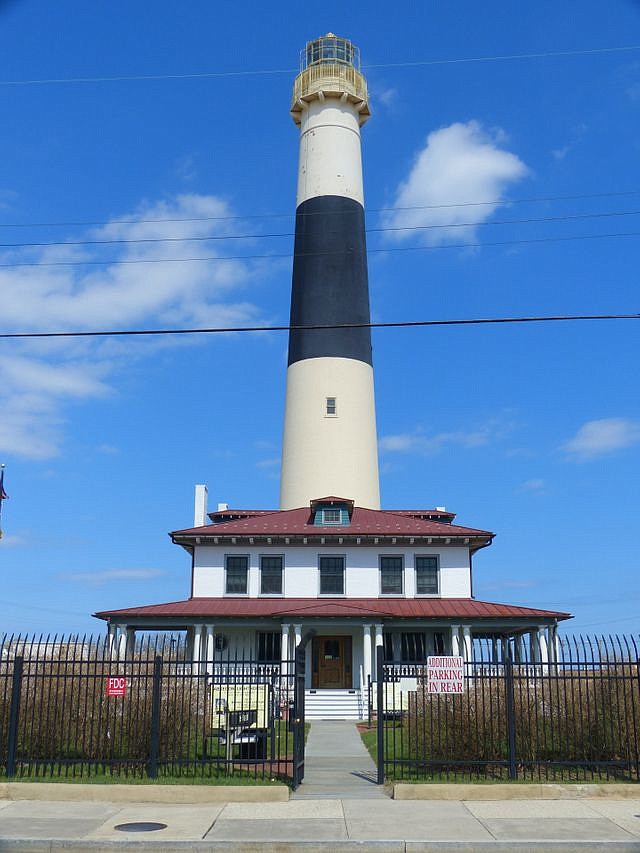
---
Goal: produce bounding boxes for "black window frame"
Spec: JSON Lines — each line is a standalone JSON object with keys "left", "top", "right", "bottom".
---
{"left": 319, "top": 555, "right": 345, "bottom": 595}
{"left": 380, "top": 555, "right": 404, "bottom": 595}
{"left": 415, "top": 555, "right": 439, "bottom": 595}
{"left": 256, "top": 631, "right": 281, "bottom": 663}
{"left": 401, "top": 631, "right": 427, "bottom": 663}
{"left": 260, "top": 554, "right": 283, "bottom": 595}
{"left": 225, "top": 554, "right": 249, "bottom": 595}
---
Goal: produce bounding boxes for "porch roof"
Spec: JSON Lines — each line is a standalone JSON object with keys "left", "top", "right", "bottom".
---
{"left": 94, "top": 597, "right": 571, "bottom": 622}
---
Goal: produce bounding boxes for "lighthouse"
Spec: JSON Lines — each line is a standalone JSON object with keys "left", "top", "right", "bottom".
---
{"left": 279, "top": 34, "right": 381, "bottom": 510}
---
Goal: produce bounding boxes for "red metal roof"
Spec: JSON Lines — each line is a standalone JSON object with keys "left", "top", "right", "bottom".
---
{"left": 95, "top": 597, "right": 570, "bottom": 621}
{"left": 172, "top": 506, "right": 492, "bottom": 539}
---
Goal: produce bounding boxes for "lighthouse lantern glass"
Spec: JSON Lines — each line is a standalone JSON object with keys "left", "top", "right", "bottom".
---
{"left": 302, "top": 36, "right": 360, "bottom": 71}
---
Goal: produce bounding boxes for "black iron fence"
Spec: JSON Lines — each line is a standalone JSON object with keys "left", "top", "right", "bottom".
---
{"left": 376, "top": 634, "right": 640, "bottom": 783}
{"left": 0, "top": 634, "right": 298, "bottom": 783}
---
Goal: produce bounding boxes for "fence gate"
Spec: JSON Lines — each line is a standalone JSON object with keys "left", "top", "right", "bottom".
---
{"left": 291, "top": 641, "right": 306, "bottom": 788}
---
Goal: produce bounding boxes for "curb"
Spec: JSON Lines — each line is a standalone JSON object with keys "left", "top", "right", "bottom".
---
{"left": 2, "top": 841, "right": 640, "bottom": 852}
{"left": 393, "top": 783, "right": 640, "bottom": 800}
{"left": 0, "top": 782, "right": 289, "bottom": 804}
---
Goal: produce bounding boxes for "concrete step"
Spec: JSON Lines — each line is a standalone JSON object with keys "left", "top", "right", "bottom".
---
{"left": 304, "top": 689, "right": 364, "bottom": 720}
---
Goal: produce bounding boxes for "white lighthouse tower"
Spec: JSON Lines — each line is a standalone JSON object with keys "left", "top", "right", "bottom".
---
{"left": 279, "top": 34, "right": 380, "bottom": 510}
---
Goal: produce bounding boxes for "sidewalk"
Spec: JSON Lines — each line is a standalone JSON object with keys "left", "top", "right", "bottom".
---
{"left": 0, "top": 794, "right": 639, "bottom": 850}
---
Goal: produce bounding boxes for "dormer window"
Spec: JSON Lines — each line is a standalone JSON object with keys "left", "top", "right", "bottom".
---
{"left": 322, "top": 508, "right": 341, "bottom": 525}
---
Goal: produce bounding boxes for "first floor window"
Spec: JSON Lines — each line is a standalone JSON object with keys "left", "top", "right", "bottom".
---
{"left": 319, "top": 555, "right": 345, "bottom": 594}
{"left": 380, "top": 555, "right": 403, "bottom": 595}
{"left": 257, "top": 631, "right": 280, "bottom": 662}
{"left": 225, "top": 555, "right": 248, "bottom": 594}
{"left": 260, "top": 555, "right": 283, "bottom": 594}
{"left": 434, "top": 632, "right": 445, "bottom": 655}
{"left": 415, "top": 555, "right": 439, "bottom": 595}
{"left": 401, "top": 632, "right": 426, "bottom": 662}
{"left": 383, "top": 633, "right": 395, "bottom": 662}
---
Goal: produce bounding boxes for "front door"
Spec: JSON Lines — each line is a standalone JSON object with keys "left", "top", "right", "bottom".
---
{"left": 313, "top": 636, "right": 352, "bottom": 688}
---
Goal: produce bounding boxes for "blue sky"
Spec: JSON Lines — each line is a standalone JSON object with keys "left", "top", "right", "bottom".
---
{"left": 0, "top": 0, "right": 639, "bottom": 636}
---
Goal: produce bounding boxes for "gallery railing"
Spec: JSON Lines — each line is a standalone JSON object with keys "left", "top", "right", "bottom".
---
{"left": 376, "top": 634, "right": 640, "bottom": 784}
{"left": 0, "top": 633, "right": 296, "bottom": 782}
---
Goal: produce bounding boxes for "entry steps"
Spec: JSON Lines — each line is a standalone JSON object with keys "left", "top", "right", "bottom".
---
{"left": 304, "top": 688, "right": 364, "bottom": 720}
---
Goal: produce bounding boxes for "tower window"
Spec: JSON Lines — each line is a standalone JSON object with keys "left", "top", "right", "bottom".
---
{"left": 326, "top": 397, "right": 337, "bottom": 416}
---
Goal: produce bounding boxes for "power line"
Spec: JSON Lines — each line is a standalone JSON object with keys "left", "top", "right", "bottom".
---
{"left": 1, "top": 190, "right": 639, "bottom": 230}
{"left": 1, "top": 209, "right": 639, "bottom": 251}
{"left": 1, "top": 314, "right": 638, "bottom": 341}
{"left": 1, "top": 230, "right": 639, "bottom": 269}
{"left": 1, "top": 44, "right": 638, "bottom": 87}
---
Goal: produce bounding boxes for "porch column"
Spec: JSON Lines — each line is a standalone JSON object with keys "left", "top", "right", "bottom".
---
{"left": 293, "top": 623, "right": 302, "bottom": 650}
{"left": 450, "top": 624, "right": 460, "bottom": 656}
{"left": 281, "top": 623, "right": 290, "bottom": 679}
{"left": 462, "top": 625, "right": 472, "bottom": 662}
{"left": 491, "top": 637, "right": 499, "bottom": 664}
{"left": 125, "top": 627, "right": 135, "bottom": 658}
{"left": 362, "top": 624, "right": 372, "bottom": 686}
{"left": 529, "top": 630, "right": 539, "bottom": 663}
{"left": 205, "top": 624, "right": 215, "bottom": 673}
{"left": 193, "top": 624, "right": 204, "bottom": 672}
{"left": 107, "top": 623, "right": 117, "bottom": 657}
{"left": 538, "top": 625, "right": 549, "bottom": 665}
{"left": 117, "top": 624, "right": 127, "bottom": 659}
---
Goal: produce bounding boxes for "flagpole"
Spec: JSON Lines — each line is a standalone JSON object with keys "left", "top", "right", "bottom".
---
{"left": 0, "top": 464, "right": 7, "bottom": 540}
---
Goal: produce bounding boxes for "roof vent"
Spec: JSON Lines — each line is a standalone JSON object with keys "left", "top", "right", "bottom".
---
{"left": 436, "top": 506, "right": 446, "bottom": 512}
{"left": 217, "top": 502, "right": 229, "bottom": 512}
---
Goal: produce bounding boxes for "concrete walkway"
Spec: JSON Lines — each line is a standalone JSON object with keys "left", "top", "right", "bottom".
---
{"left": 292, "top": 720, "right": 386, "bottom": 799}
{"left": 1, "top": 795, "right": 640, "bottom": 850}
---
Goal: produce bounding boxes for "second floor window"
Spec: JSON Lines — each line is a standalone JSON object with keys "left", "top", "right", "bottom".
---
{"left": 415, "top": 555, "right": 439, "bottom": 595}
{"left": 260, "top": 555, "right": 283, "bottom": 595}
{"left": 319, "top": 555, "right": 345, "bottom": 595}
{"left": 380, "top": 555, "right": 403, "bottom": 595}
{"left": 225, "top": 555, "right": 248, "bottom": 594}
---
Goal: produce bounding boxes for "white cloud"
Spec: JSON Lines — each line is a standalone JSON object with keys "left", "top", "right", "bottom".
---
{"left": 379, "top": 423, "right": 500, "bottom": 456}
{"left": 383, "top": 120, "right": 528, "bottom": 245}
{"left": 0, "top": 534, "right": 26, "bottom": 547}
{"left": 255, "top": 457, "right": 280, "bottom": 469}
{"left": 517, "top": 478, "right": 546, "bottom": 494}
{"left": 0, "top": 194, "right": 267, "bottom": 459}
{"left": 562, "top": 418, "right": 640, "bottom": 460}
{"left": 60, "top": 568, "right": 166, "bottom": 585}
{"left": 376, "top": 87, "right": 398, "bottom": 108}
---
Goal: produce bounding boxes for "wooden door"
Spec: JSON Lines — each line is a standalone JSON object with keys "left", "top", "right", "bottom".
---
{"left": 313, "top": 636, "right": 352, "bottom": 688}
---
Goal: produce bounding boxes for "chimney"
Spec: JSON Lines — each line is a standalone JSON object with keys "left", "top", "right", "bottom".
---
{"left": 194, "top": 484, "right": 208, "bottom": 527}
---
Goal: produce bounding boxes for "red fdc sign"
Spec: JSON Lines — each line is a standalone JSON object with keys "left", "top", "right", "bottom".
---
{"left": 106, "top": 676, "right": 127, "bottom": 697}
{"left": 427, "top": 655, "right": 464, "bottom": 694}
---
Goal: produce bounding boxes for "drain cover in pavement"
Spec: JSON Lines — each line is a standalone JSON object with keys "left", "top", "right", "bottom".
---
{"left": 114, "top": 822, "right": 168, "bottom": 832}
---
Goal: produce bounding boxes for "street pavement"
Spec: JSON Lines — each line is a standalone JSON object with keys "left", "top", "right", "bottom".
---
{"left": 0, "top": 795, "right": 640, "bottom": 850}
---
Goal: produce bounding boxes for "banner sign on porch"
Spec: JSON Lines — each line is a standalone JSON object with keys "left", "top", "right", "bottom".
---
{"left": 427, "top": 656, "right": 464, "bottom": 694}
{"left": 106, "top": 676, "right": 127, "bottom": 697}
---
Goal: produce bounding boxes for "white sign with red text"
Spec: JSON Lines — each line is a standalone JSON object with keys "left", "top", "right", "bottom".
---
{"left": 427, "top": 656, "right": 464, "bottom": 694}
{"left": 106, "top": 676, "right": 127, "bottom": 697}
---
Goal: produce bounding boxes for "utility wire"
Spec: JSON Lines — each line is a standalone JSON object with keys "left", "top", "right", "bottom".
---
{"left": 1, "top": 230, "right": 639, "bottom": 269}
{"left": 0, "top": 209, "right": 639, "bottom": 250}
{"left": 1, "top": 190, "right": 639, "bottom": 230}
{"left": 1, "top": 314, "right": 638, "bottom": 341}
{"left": 1, "top": 44, "right": 638, "bottom": 86}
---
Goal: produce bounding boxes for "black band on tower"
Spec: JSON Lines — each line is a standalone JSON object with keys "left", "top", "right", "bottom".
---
{"left": 288, "top": 195, "right": 373, "bottom": 367}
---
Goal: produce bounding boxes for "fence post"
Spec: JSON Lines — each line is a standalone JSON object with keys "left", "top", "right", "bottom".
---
{"left": 504, "top": 654, "right": 518, "bottom": 780}
{"left": 147, "top": 655, "right": 163, "bottom": 779}
{"left": 6, "top": 656, "right": 24, "bottom": 778}
{"left": 376, "top": 646, "right": 384, "bottom": 785}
